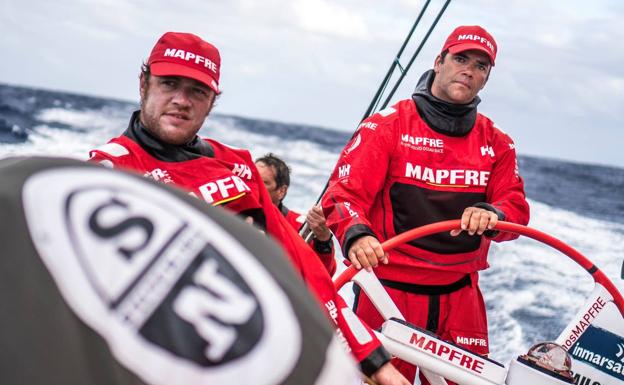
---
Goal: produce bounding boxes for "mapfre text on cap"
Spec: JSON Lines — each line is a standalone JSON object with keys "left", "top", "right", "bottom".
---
{"left": 457, "top": 34, "right": 495, "bottom": 53}
{"left": 163, "top": 48, "right": 218, "bottom": 74}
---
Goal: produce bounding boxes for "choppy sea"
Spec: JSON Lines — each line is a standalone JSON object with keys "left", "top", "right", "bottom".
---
{"left": 1, "top": 82, "right": 622, "bottom": 366}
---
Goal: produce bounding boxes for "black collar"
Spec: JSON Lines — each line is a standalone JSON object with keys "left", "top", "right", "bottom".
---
{"left": 277, "top": 201, "right": 289, "bottom": 217}
{"left": 411, "top": 70, "right": 480, "bottom": 137}
{"left": 123, "top": 110, "right": 214, "bottom": 162}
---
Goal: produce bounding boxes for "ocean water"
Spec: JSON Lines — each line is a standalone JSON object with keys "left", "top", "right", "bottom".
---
{"left": 1, "top": 82, "right": 622, "bottom": 367}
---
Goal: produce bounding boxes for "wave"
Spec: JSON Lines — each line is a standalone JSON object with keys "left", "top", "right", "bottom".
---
{"left": 1, "top": 82, "right": 623, "bottom": 366}
{"left": 483, "top": 199, "right": 624, "bottom": 362}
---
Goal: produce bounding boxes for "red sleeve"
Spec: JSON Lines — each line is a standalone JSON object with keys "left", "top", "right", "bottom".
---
{"left": 284, "top": 209, "right": 337, "bottom": 276}
{"left": 270, "top": 210, "right": 389, "bottom": 370}
{"left": 248, "top": 159, "right": 388, "bottom": 370}
{"left": 309, "top": 238, "right": 336, "bottom": 277}
{"left": 283, "top": 210, "right": 305, "bottom": 231}
{"left": 88, "top": 141, "right": 133, "bottom": 170}
{"left": 321, "top": 112, "right": 396, "bottom": 255}
{"left": 486, "top": 131, "right": 530, "bottom": 242}
{"left": 88, "top": 149, "right": 118, "bottom": 167}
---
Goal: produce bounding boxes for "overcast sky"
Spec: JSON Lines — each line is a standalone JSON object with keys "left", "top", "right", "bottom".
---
{"left": 1, "top": 0, "right": 623, "bottom": 167}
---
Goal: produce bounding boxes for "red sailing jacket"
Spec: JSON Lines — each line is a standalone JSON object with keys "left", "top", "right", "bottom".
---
{"left": 322, "top": 99, "right": 530, "bottom": 285}
{"left": 281, "top": 206, "right": 336, "bottom": 276}
{"left": 283, "top": 207, "right": 306, "bottom": 231}
{"left": 89, "top": 133, "right": 386, "bottom": 370}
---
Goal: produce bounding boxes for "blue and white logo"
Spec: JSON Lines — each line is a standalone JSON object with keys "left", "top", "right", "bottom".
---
{"left": 617, "top": 343, "right": 624, "bottom": 363}
{"left": 570, "top": 325, "right": 624, "bottom": 381}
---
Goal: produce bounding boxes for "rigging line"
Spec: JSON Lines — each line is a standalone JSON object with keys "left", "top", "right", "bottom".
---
{"left": 300, "top": 1, "right": 452, "bottom": 240}
{"left": 370, "top": 77, "right": 392, "bottom": 119}
{"left": 395, "top": 58, "right": 406, "bottom": 74}
{"left": 369, "top": 56, "right": 407, "bottom": 116}
{"left": 362, "top": 0, "right": 432, "bottom": 121}
{"left": 379, "top": 0, "right": 452, "bottom": 110}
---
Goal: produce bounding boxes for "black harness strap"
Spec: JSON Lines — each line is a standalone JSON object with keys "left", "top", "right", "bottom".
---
{"left": 379, "top": 274, "right": 470, "bottom": 295}
{"left": 426, "top": 295, "right": 441, "bottom": 333}
{"left": 352, "top": 274, "right": 470, "bottom": 333}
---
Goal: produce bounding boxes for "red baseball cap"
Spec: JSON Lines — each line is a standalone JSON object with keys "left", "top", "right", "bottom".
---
{"left": 441, "top": 25, "right": 497, "bottom": 66}
{"left": 148, "top": 32, "right": 221, "bottom": 93}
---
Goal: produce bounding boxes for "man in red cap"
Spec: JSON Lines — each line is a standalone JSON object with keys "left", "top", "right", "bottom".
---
{"left": 322, "top": 25, "right": 530, "bottom": 384}
{"left": 89, "top": 32, "right": 409, "bottom": 385}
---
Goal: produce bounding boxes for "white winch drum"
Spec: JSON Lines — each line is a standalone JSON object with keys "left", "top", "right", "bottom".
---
{"left": 506, "top": 358, "right": 574, "bottom": 385}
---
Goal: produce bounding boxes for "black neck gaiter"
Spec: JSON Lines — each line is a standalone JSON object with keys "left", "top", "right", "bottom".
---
{"left": 123, "top": 110, "right": 214, "bottom": 162}
{"left": 411, "top": 70, "right": 480, "bottom": 137}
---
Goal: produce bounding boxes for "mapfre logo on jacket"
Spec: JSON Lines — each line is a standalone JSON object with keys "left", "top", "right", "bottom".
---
{"left": 405, "top": 162, "right": 490, "bottom": 187}
{"left": 197, "top": 175, "right": 252, "bottom": 205}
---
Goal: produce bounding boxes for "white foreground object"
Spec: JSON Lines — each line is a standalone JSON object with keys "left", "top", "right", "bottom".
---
{"left": 335, "top": 220, "right": 624, "bottom": 385}
{"left": 506, "top": 358, "right": 573, "bottom": 385}
{"left": 379, "top": 319, "right": 507, "bottom": 385}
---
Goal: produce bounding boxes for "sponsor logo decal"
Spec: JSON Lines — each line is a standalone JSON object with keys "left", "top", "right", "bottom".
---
{"left": 22, "top": 169, "right": 301, "bottom": 385}
{"left": 405, "top": 162, "right": 489, "bottom": 187}
{"left": 145, "top": 168, "right": 173, "bottom": 184}
{"left": 480, "top": 145, "right": 495, "bottom": 158}
{"left": 457, "top": 34, "right": 495, "bottom": 53}
{"left": 163, "top": 48, "right": 218, "bottom": 74}
{"left": 381, "top": 320, "right": 506, "bottom": 383}
{"left": 409, "top": 331, "right": 485, "bottom": 373}
{"left": 198, "top": 175, "right": 251, "bottom": 205}
{"left": 343, "top": 201, "right": 358, "bottom": 218}
{"left": 570, "top": 323, "right": 624, "bottom": 381}
{"left": 401, "top": 134, "right": 444, "bottom": 153}
{"left": 358, "top": 121, "right": 377, "bottom": 131}
{"left": 563, "top": 297, "right": 607, "bottom": 348}
{"left": 338, "top": 164, "right": 351, "bottom": 179}
{"left": 325, "top": 300, "right": 350, "bottom": 352}
{"left": 572, "top": 345, "right": 624, "bottom": 378}
{"left": 173, "top": 258, "right": 258, "bottom": 361}
{"left": 456, "top": 336, "right": 487, "bottom": 347}
{"left": 325, "top": 300, "right": 338, "bottom": 320}
{"left": 232, "top": 163, "right": 252, "bottom": 180}
{"left": 617, "top": 343, "right": 624, "bottom": 362}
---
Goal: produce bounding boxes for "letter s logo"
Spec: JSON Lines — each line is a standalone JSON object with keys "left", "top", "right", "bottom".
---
{"left": 64, "top": 187, "right": 187, "bottom": 306}
{"left": 88, "top": 197, "right": 154, "bottom": 260}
